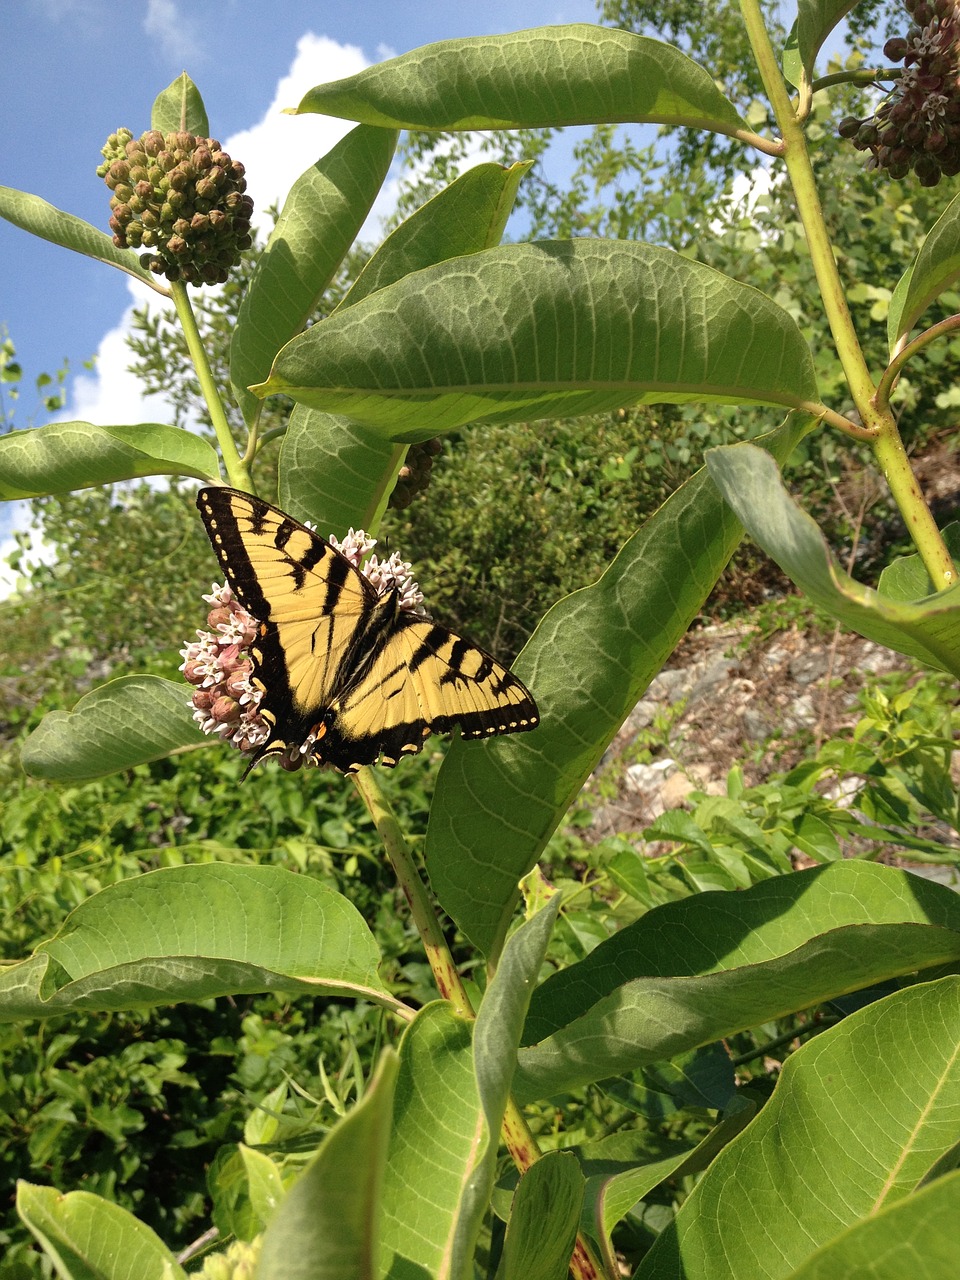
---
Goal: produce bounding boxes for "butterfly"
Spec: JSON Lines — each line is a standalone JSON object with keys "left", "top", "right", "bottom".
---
{"left": 196, "top": 486, "right": 539, "bottom": 775}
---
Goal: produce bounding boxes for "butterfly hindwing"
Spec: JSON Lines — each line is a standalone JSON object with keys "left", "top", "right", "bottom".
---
{"left": 321, "top": 616, "right": 539, "bottom": 772}
{"left": 196, "top": 486, "right": 539, "bottom": 774}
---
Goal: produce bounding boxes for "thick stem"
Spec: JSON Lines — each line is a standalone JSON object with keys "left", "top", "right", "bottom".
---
{"left": 170, "top": 280, "right": 253, "bottom": 492}
{"left": 739, "top": 0, "right": 956, "bottom": 590}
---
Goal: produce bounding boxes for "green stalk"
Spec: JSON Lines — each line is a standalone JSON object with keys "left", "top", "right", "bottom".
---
{"left": 171, "top": 280, "right": 253, "bottom": 492}
{"left": 739, "top": 0, "right": 956, "bottom": 590}
{"left": 352, "top": 766, "right": 612, "bottom": 1280}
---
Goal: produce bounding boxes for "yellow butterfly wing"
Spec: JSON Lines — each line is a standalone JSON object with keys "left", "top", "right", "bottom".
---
{"left": 320, "top": 617, "right": 540, "bottom": 772}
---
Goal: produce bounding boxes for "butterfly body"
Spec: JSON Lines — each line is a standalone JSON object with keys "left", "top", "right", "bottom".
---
{"left": 196, "top": 487, "right": 539, "bottom": 774}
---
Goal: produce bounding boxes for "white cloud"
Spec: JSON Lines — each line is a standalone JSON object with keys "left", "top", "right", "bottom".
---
{"left": 143, "top": 0, "right": 201, "bottom": 65}
{"left": 224, "top": 32, "right": 385, "bottom": 237}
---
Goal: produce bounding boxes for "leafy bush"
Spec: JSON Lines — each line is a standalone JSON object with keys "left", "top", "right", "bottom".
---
{"left": 2, "top": 4, "right": 960, "bottom": 1278}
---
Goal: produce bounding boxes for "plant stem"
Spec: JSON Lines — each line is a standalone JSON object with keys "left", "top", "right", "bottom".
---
{"left": 740, "top": 0, "right": 956, "bottom": 590}
{"left": 352, "top": 767, "right": 613, "bottom": 1280}
{"left": 170, "top": 280, "right": 253, "bottom": 491}
{"left": 352, "top": 767, "right": 473, "bottom": 1016}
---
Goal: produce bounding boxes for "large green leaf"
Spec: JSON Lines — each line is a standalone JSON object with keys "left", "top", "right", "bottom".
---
{"left": 425, "top": 415, "right": 811, "bottom": 958}
{"left": 887, "top": 188, "right": 960, "bottom": 348}
{"left": 276, "top": 162, "right": 530, "bottom": 535}
{"left": 379, "top": 901, "right": 559, "bottom": 1280}
{"left": 150, "top": 72, "right": 209, "bottom": 136}
{"left": 636, "top": 977, "right": 960, "bottom": 1279}
{"left": 230, "top": 125, "right": 397, "bottom": 425}
{"left": 788, "top": 1169, "right": 960, "bottom": 1280}
{"left": 513, "top": 862, "right": 960, "bottom": 1102}
{"left": 20, "top": 676, "right": 205, "bottom": 782}
{"left": 0, "top": 420, "right": 220, "bottom": 499}
{"left": 0, "top": 185, "right": 163, "bottom": 291}
{"left": 257, "top": 1051, "right": 398, "bottom": 1280}
{"left": 296, "top": 25, "right": 747, "bottom": 136}
{"left": 706, "top": 442, "right": 960, "bottom": 676}
{"left": 255, "top": 241, "right": 819, "bottom": 438}
{"left": 0, "top": 864, "right": 395, "bottom": 1021}
{"left": 16, "top": 1183, "right": 187, "bottom": 1280}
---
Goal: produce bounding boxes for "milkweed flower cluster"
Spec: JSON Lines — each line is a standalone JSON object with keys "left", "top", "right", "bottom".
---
{"left": 839, "top": 0, "right": 960, "bottom": 186}
{"left": 180, "top": 528, "right": 426, "bottom": 767}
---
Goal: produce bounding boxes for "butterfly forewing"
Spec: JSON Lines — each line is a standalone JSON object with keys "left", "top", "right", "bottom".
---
{"left": 197, "top": 487, "right": 378, "bottom": 747}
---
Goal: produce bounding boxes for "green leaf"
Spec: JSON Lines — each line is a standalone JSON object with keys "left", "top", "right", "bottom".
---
{"left": 379, "top": 901, "right": 559, "bottom": 1280}
{"left": 0, "top": 420, "right": 220, "bottom": 499}
{"left": 877, "top": 526, "right": 960, "bottom": 601}
{"left": 296, "top": 25, "right": 747, "bottom": 136}
{"left": 887, "top": 188, "right": 960, "bottom": 347}
{"left": 425, "top": 416, "right": 811, "bottom": 958}
{"left": 789, "top": 1169, "right": 960, "bottom": 1279}
{"left": 706, "top": 442, "right": 960, "bottom": 676}
{"left": 514, "top": 861, "right": 960, "bottom": 1102}
{"left": 257, "top": 1051, "right": 398, "bottom": 1280}
{"left": 151, "top": 72, "right": 209, "bottom": 136}
{"left": 0, "top": 185, "right": 163, "bottom": 292}
{"left": 0, "top": 864, "right": 395, "bottom": 1022}
{"left": 636, "top": 978, "right": 960, "bottom": 1279}
{"left": 254, "top": 241, "right": 819, "bottom": 438}
{"left": 378, "top": 1004, "right": 479, "bottom": 1279}
{"left": 794, "top": 2, "right": 860, "bottom": 79}
{"left": 239, "top": 1144, "right": 285, "bottom": 1231}
{"left": 20, "top": 676, "right": 206, "bottom": 782}
{"left": 230, "top": 125, "right": 397, "bottom": 425}
{"left": 497, "top": 1152, "right": 584, "bottom": 1280}
{"left": 16, "top": 1182, "right": 186, "bottom": 1280}
{"left": 275, "top": 162, "right": 530, "bottom": 534}
{"left": 583, "top": 1103, "right": 755, "bottom": 1245}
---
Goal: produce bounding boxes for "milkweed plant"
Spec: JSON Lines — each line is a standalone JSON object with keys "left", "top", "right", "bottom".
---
{"left": 2, "top": 2, "right": 960, "bottom": 1277}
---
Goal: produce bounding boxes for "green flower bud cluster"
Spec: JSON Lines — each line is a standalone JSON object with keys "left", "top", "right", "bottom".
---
{"left": 97, "top": 127, "right": 254, "bottom": 284}
{"left": 838, "top": 0, "right": 960, "bottom": 187}
{"left": 389, "top": 438, "right": 444, "bottom": 510}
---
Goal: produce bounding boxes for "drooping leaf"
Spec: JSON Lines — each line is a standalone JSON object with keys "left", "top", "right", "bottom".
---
{"left": 151, "top": 72, "right": 209, "bottom": 136}
{"left": 887, "top": 188, "right": 960, "bottom": 347}
{"left": 16, "top": 1183, "right": 187, "bottom": 1280}
{"left": 257, "top": 1051, "right": 398, "bottom": 1280}
{"left": 0, "top": 185, "right": 164, "bottom": 292}
{"left": 636, "top": 978, "right": 960, "bottom": 1278}
{"left": 707, "top": 442, "right": 960, "bottom": 676}
{"left": 20, "top": 676, "right": 206, "bottom": 782}
{"left": 514, "top": 862, "right": 960, "bottom": 1101}
{"left": 0, "top": 420, "right": 220, "bottom": 499}
{"left": 238, "top": 1145, "right": 286, "bottom": 1232}
{"left": 425, "top": 415, "right": 811, "bottom": 958}
{"left": 497, "top": 1152, "right": 584, "bottom": 1280}
{"left": 296, "top": 25, "right": 748, "bottom": 136}
{"left": 230, "top": 125, "right": 397, "bottom": 425}
{"left": 0, "top": 864, "right": 395, "bottom": 1021}
{"left": 255, "top": 241, "right": 820, "bottom": 439}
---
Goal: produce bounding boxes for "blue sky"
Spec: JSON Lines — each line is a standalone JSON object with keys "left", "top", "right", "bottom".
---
{"left": 1, "top": 0, "right": 596, "bottom": 423}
